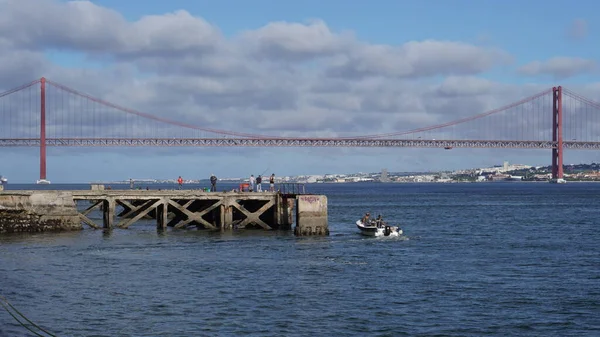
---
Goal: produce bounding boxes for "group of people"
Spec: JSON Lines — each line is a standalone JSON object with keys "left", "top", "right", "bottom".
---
{"left": 360, "top": 212, "right": 387, "bottom": 228}
{"left": 172, "top": 173, "right": 275, "bottom": 192}
{"left": 248, "top": 173, "right": 275, "bottom": 192}
{"left": 178, "top": 174, "right": 219, "bottom": 191}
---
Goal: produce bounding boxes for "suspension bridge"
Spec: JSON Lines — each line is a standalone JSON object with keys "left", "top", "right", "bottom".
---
{"left": 1, "top": 77, "right": 600, "bottom": 183}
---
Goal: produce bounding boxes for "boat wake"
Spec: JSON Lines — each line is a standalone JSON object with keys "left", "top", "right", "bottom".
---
{"left": 374, "top": 229, "right": 402, "bottom": 238}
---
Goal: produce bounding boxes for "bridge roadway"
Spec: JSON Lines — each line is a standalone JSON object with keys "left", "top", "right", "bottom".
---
{"left": 0, "top": 138, "right": 599, "bottom": 149}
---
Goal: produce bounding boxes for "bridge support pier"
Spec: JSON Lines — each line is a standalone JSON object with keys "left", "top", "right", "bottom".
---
{"left": 551, "top": 86, "right": 564, "bottom": 183}
{"left": 39, "top": 77, "right": 47, "bottom": 183}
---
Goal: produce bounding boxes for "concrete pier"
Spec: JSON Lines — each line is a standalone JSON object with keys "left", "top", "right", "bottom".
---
{"left": 0, "top": 186, "right": 328, "bottom": 235}
{"left": 295, "top": 195, "right": 329, "bottom": 236}
{"left": 0, "top": 191, "right": 81, "bottom": 233}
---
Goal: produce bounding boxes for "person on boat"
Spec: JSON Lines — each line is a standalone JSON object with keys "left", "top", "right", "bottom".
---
{"left": 375, "top": 215, "right": 387, "bottom": 228}
{"left": 210, "top": 174, "right": 217, "bottom": 192}
{"left": 361, "top": 212, "right": 371, "bottom": 226}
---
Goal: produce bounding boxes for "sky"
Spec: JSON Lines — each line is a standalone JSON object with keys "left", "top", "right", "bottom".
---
{"left": 0, "top": 0, "right": 599, "bottom": 183}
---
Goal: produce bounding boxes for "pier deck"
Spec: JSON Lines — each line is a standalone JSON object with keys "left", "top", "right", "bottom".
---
{"left": 75, "top": 190, "right": 287, "bottom": 231}
{"left": 0, "top": 186, "right": 328, "bottom": 235}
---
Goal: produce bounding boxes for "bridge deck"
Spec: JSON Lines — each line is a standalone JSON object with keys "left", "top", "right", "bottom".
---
{"left": 0, "top": 138, "right": 598, "bottom": 149}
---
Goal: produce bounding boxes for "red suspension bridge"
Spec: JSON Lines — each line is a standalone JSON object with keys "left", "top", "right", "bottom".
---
{"left": 1, "top": 77, "right": 600, "bottom": 182}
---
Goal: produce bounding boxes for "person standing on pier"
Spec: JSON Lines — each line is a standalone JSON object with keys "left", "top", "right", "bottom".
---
{"left": 256, "top": 175, "right": 262, "bottom": 192}
{"left": 269, "top": 173, "right": 275, "bottom": 192}
{"left": 129, "top": 178, "right": 134, "bottom": 189}
{"left": 177, "top": 176, "right": 183, "bottom": 190}
{"left": 210, "top": 174, "right": 217, "bottom": 192}
{"left": 249, "top": 175, "right": 256, "bottom": 192}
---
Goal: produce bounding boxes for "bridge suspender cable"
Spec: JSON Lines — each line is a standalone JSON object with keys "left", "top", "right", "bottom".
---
{"left": 0, "top": 80, "right": 40, "bottom": 99}
{"left": 0, "top": 78, "right": 559, "bottom": 141}
{"left": 45, "top": 79, "right": 271, "bottom": 139}
{"left": 350, "top": 88, "right": 555, "bottom": 139}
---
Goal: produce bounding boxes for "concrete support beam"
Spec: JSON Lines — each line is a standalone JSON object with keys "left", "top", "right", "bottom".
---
{"left": 295, "top": 195, "right": 329, "bottom": 236}
{"left": 102, "top": 198, "right": 115, "bottom": 229}
{"left": 277, "top": 195, "right": 295, "bottom": 230}
{"left": 157, "top": 198, "right": 168, "bottom": 230}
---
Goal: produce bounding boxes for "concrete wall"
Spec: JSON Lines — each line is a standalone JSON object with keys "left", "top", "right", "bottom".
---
{"left": 0, "top": 191, "right": 81, "bottom": 233}
{"left": 90, "top": 184, "right": 105, "bottom": 191}
{"left": 295, "top": 195, "right": 329, "bottom": 236}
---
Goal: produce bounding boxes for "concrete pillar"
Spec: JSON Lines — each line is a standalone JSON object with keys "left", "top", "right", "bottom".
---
{"left": 90, "top": 184, "right": 105, "bottom": 191}
{"left": 295, "top": 195, "right": 328, "bottom": 236}
{"left": 224, "top": 205, "right": 233, "bottom": 230}
{"left": 219, "top": 198, "right": 234, "bottom": 230}
{"left": 277, "top": 195, "right": 295, "bottom": 230}
{"left": 102, "top": 198, "right": 115, "bottom": 229}
{"left": 157, "top": 199, "right": 168, "bottom": 230}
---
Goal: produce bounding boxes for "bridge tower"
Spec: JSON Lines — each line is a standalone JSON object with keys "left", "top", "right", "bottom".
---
{"left": 40, "top": 77, "right": 47, "bottom": 182}
{"left": 551, "top": 86, "right": 564, "bottom": 181}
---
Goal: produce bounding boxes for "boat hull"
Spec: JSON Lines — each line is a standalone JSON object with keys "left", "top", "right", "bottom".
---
{"left": 356, "top": 220, "right": 402, "bottom": 237}
{"left": 356, "top": 221, "right": 379, "bottom": 236}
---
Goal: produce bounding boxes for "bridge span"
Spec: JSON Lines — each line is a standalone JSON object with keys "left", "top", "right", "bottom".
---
{"left": 2, "top": 78, "right": 600, "bottom": 182}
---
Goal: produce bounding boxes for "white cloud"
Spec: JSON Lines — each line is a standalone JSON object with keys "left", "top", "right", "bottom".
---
{"left": 435, "top": 76, "right": 496, "bottom": 97}
{"left": 0, "top": 0, "right": 221, "bottom": 57}
{"left": 326, "top": 40, "right": 512, "bottom": 79}
{"left": 240, "top": 19, "right": 353, "bottom": 61}
{"left": 518, "top": 57, "right": 596, "bottom": 79}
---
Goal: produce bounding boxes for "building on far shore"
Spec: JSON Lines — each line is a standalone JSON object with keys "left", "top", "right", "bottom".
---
{"left": 380, "top": 169, "right": 390, "bottom": 182}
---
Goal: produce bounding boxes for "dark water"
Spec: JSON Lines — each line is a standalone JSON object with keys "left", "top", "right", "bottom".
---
{"left": 1, "top": 182, "right": 599, "bottom": 336}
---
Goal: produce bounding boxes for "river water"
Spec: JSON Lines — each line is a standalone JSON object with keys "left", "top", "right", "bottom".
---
{"left": 0, "top": 182, "right": 598, "bottom": 336}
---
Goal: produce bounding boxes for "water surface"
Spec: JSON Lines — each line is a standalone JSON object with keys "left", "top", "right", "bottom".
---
{"left": 1, "top": 182, "right": 599, "bottom": 336}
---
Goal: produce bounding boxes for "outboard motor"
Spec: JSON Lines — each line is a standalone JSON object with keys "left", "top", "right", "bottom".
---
{"left": 384, "top": 226, "right": 391, "bottom": 236}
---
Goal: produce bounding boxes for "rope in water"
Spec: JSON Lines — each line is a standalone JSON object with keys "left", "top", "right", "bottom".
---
{"left": 0, "top": 295, "right": 59, "bottom": 337}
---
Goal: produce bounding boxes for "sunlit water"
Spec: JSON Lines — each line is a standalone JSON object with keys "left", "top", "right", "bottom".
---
{"left": 1, "top": 182, "right": 599, "bottom": 336}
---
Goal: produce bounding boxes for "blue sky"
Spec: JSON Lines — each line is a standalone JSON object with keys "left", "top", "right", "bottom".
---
{"left": 0, "top": 0, "right": 599, "bottom": 182}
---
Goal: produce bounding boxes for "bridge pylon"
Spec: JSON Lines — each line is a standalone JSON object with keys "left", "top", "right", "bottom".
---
{"left": 40, "top": 77, "right": 47, "bottom": 182}
{"left": 551, "top": 86, "right": 564, "bottom": 181}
